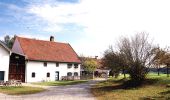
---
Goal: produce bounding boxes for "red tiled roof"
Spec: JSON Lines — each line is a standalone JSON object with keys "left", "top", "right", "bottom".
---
{"left": 17, "top": 37, "right": 81, "bottom": 63}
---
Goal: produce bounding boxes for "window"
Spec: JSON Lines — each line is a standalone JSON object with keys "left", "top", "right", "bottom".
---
{"left": 67, "top": 72, "right": 72, "bottom": 76}
{"left": 74, "top": 64, "right": 78, "bottom": 68}
{"left": 67, "top": 64, "right": 72, "bottom": 68}
{"left": 56, "top": 63, "right": 59, "bottom": 67}
{"left": 32, "top": 72, "right": 35, "bottom": 78}
{"left": 74, "top": 72, "right": 78, "bottom": 76}
{"left": 47, "top": 72, "right": 50, "bottom": 77}
{"left": 44, "top": 62, "right": 47, "bottom": 67}
{"left": 15, "top": 56, "right": 19, "bottom": 59}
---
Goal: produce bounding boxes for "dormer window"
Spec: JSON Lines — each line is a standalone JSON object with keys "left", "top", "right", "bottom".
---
{"left": 67, "top": 64, "right": 72, "bottom": 68}
{"left": 44, "top": 62, "right": 47, "bottom": 67}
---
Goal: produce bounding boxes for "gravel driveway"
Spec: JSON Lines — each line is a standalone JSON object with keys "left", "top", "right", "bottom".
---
{"left": 0, "top": 80, "right": 102, "bottom": 100}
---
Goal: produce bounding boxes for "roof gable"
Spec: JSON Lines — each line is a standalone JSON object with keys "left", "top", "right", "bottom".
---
{"left": 12, "top": 38, "right": 24, "bottom": 55}
{"left": 15, "top": 37, "right": 81, "bottom": 63}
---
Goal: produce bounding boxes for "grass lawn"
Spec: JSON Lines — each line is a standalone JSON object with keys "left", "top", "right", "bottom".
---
{"left": 91, "top": 73, "right": 170, "bottom": 100}
{"left": 32, "top": 80, "right": 88, "bottom": 86}
{"left": 0, "top": 86, "right": 45, "bottom": 95}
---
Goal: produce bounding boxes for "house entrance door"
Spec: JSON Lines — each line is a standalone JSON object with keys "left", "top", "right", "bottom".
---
{"left": 0, "top": 71, "right": 4, "bottom": 81}
{"left": 55, "top": 71, "right": 59, "bottom": 81}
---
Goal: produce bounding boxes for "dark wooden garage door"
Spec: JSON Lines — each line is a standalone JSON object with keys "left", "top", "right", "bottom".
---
{"left": 0, "top": 71, "right": 4, "bottom": 81}
{"left": 9, "top": 64, "right": 25, "bottom": 82}
{"left": 9, "top": 53, "right": 26, "bottom": 82}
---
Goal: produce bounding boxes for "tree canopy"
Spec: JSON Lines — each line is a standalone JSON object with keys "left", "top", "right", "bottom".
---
{"left": 153, "top": 47, "right": 170, "bottom": 77}
{"left": 3, "top": 35, "right": 15, "bottom": 49}
{"left": 83, "top": 59, "right": 98, "bottom": 72}
{"left": 102, "top": 47, "right": 126, "bottom": 77}
{"left": 102, "top": 33, "right": 156, "bottom": 84}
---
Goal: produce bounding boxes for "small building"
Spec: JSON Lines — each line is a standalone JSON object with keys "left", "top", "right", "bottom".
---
{"left": 10, "top": 36, "right": 81, "bottom": 82}
{"left": 0, "top": 41, "right": 10, "bottom": 81}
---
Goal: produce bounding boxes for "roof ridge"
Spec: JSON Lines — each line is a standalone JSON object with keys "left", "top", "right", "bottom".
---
{"left": 17, "top": 36, "right": 69, "bottom": 45}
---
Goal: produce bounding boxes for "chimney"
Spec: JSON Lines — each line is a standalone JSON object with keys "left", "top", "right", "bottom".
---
{"left": 50, "top": 36, "right": 54, "bottom": 42}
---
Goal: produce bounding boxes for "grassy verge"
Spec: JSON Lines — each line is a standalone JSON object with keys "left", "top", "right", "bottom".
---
{"left": 91, "top": 73, "right": 170, "bottom": 100}
{"left": 32, "top": 80, "right": 88, "bottom": 86}
{"left": 0, "top": 86, "right": 45, "bottom": 95}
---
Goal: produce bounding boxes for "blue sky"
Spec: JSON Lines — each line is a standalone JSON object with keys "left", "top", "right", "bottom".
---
{"left": 0, "top": 0, "right": 86, "bottom": 55}
{"left": 0, "top": 0, "right": 170, "bottom": 57}
{"left": 0, "top": 0, "right": 83, "bottom": 42}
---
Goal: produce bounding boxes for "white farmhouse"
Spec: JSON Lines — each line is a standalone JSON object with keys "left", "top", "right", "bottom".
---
{"left": 0, "top": 41, "right": 10, "bottom": 81}
{"left": 10, "top": 36, "right": 81, "bottom": 82}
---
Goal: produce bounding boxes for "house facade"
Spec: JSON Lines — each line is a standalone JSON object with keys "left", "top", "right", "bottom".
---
{"left": 25, "top": 61, "right": 80, "bottom": 82}
{"left": 0, "top": 41, "right": 10, "bottom": 81}
{"left": 10, "top": 36, "right": 81, "bottom": 82}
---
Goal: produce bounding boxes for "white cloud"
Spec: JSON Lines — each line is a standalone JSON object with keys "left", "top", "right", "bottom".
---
{"left": 27, "top": 2, "right": 87, "bottom": 24}
{"left": 42, "top": 24, "right": 62, "bottom": 32}
{"left": 24, "top": 0, "right": 170, "bottom": 57}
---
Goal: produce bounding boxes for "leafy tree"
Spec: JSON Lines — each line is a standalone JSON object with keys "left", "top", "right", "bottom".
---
{"left": 4, "top": 35, "right": 15, "bottom": 49}
{"left": 153, "top": 47, "right": 170, "bottom": 77}
{"left": 159, "top": 49, "right": 170, "bottom": 77}
{"left": 119, "top": 53, "right": 128, "bottom": 78}
{"left": 163, "top": 53, "right": 170, "bottom": 77}
{"left": 117, "top": 33, "right": 155, "bottom": 84}
{"left": 152, "top": 47, "right": 166, "bottom": 76}
{"left": 102, "top": 47, "right": 126, "bottom": 78}
{"left": 82, "top": 59, "right": 98, "bottom": 79}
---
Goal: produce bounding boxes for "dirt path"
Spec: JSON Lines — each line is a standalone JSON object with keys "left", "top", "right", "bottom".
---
{"left": 0, "top": 80, "right": 103, "bottom": 100}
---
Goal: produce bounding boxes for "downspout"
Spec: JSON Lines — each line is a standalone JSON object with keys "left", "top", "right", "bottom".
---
{"left": 25, "top": 59, "right": 28, "bottom": 83}
{"left": 8, "top": 51, "right": 11, "bottom": 81}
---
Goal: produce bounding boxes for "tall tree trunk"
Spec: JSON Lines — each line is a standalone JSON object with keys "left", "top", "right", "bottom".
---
{"left": 92, "top": 71, "right": 94, "bottom": 79}
{"left": 167, "top": 65, "right": 169, "bottom": 77}
{"left": 157, "top": 65, "right": 160, "bottom": 76}
{"left": 123, "top": 72, "right": 126, "bottom": 78}
{"left": 123, "top": 66, "right": 126, "bottom": 78}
